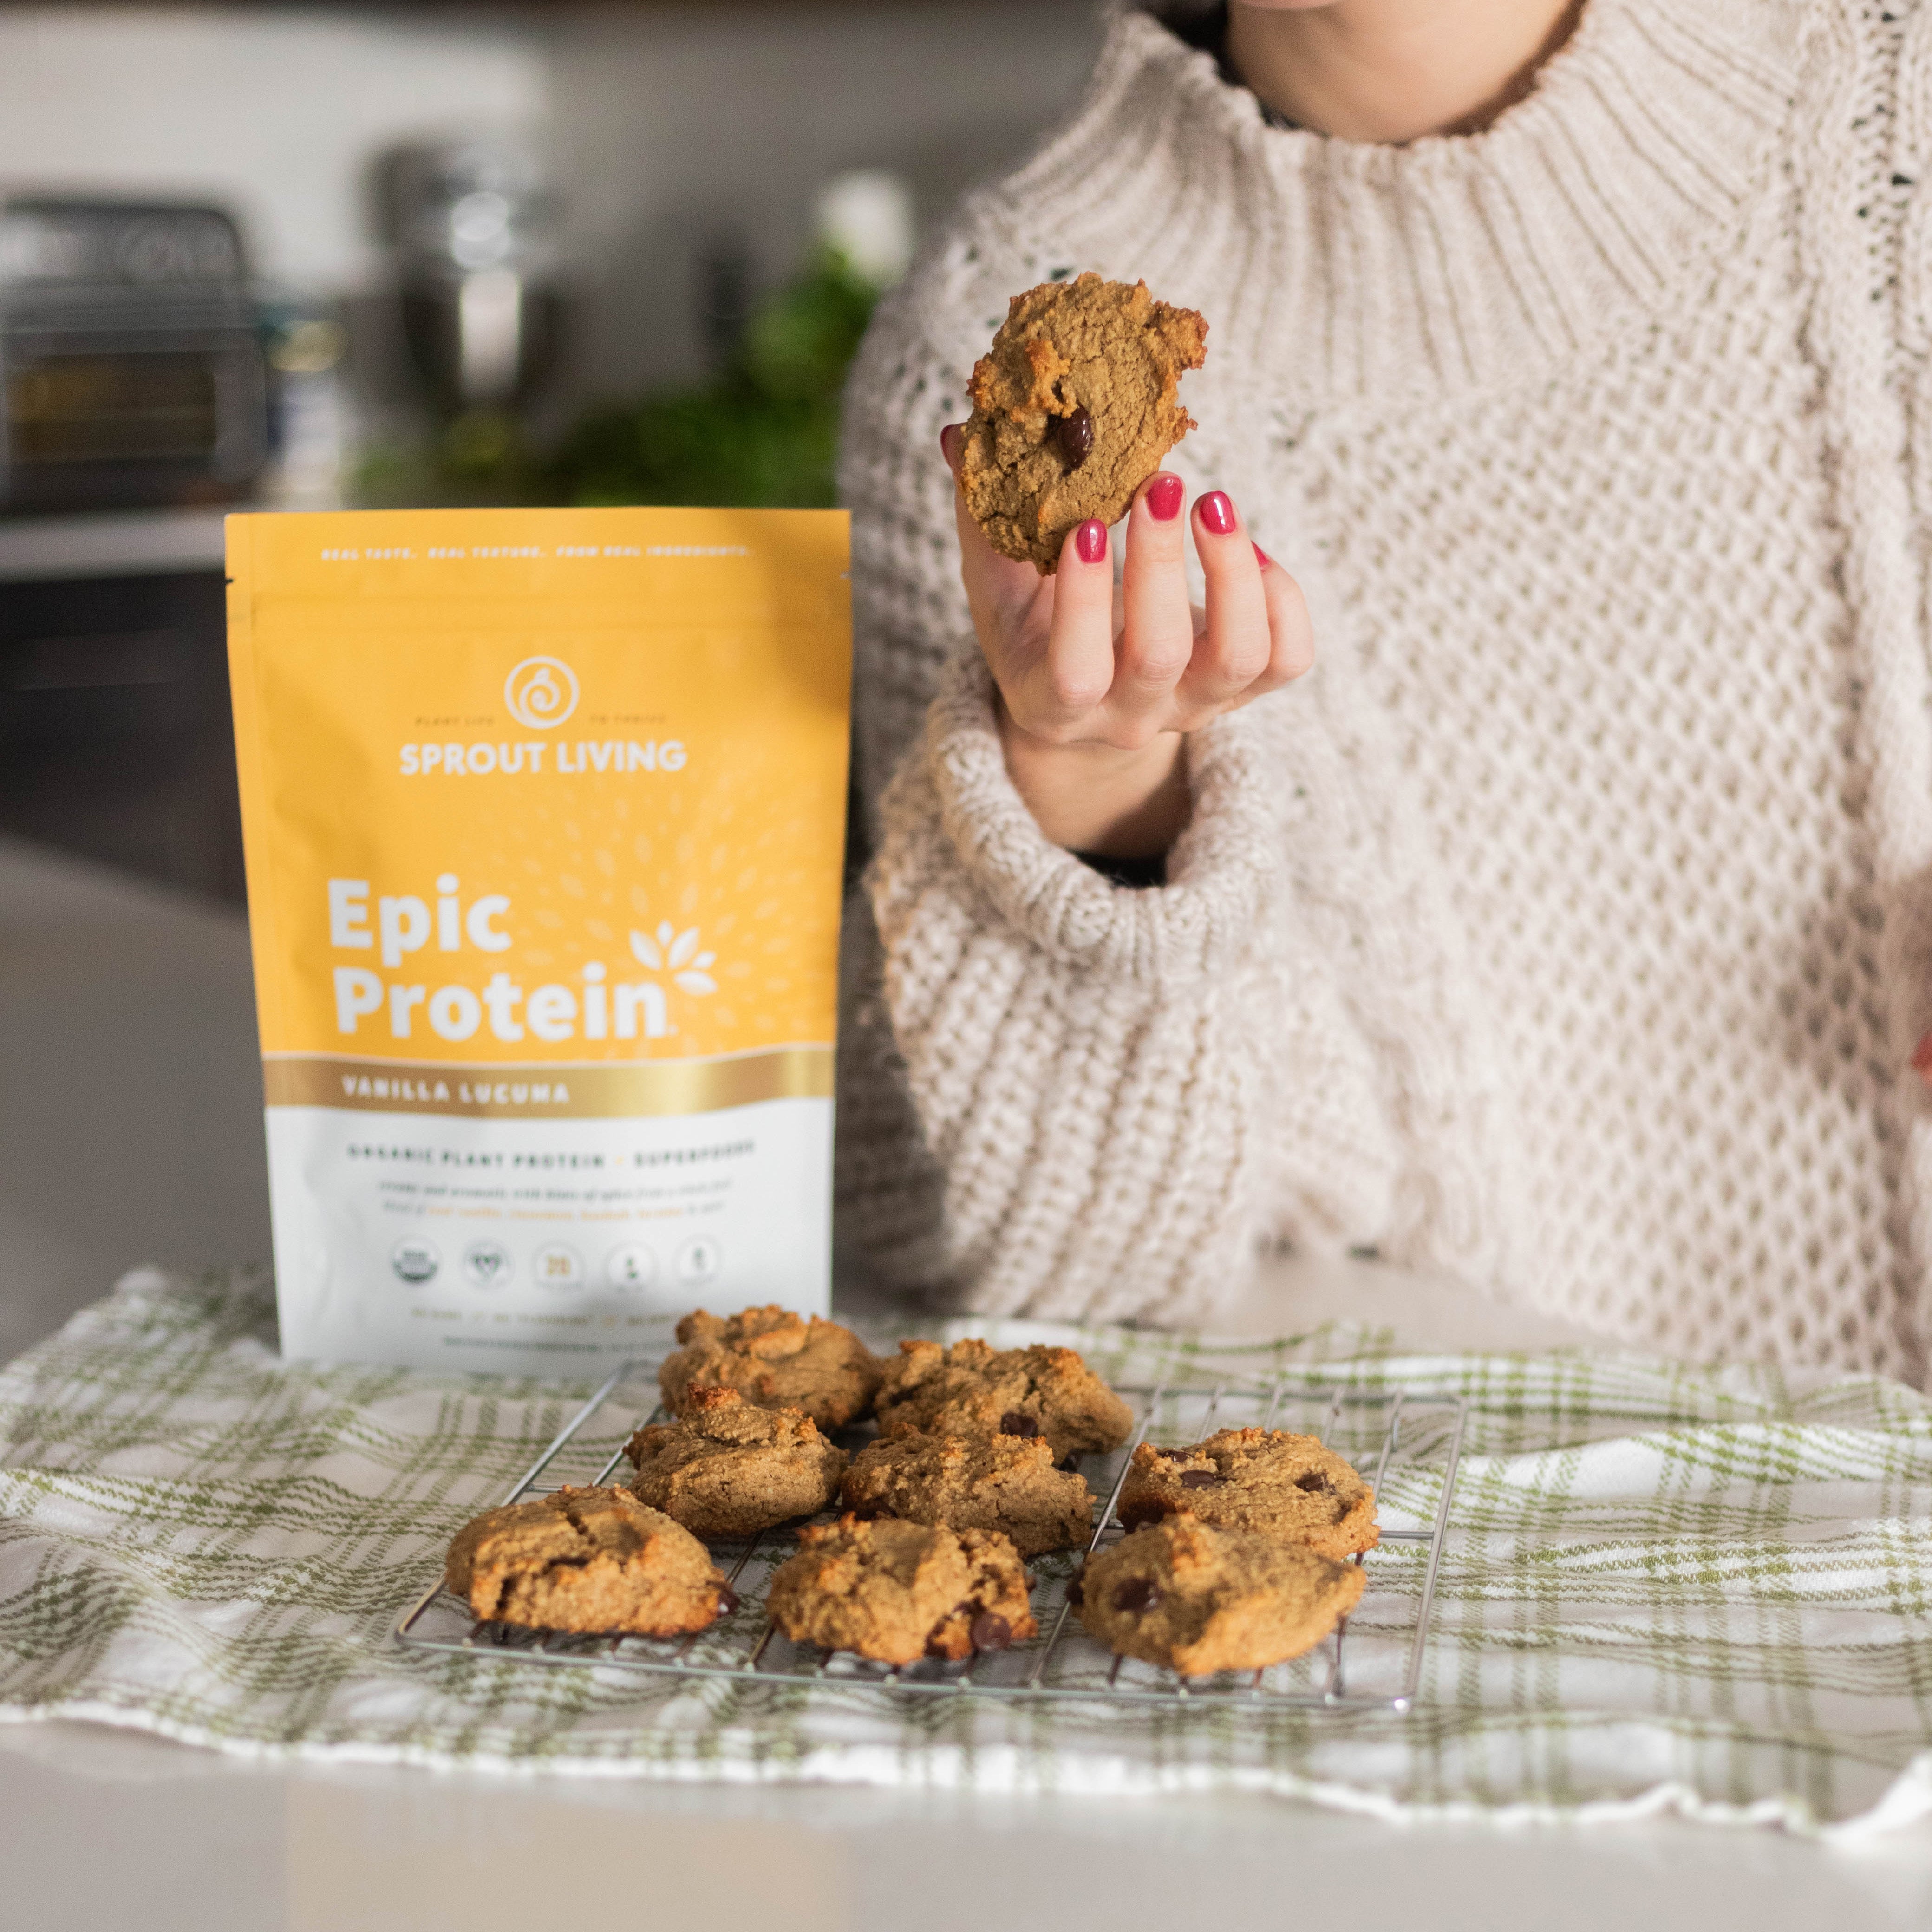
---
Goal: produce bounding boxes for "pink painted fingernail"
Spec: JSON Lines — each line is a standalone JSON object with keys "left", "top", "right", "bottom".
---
{"left": 1914, "top": 1032, "right": 1932, "bottom": 1083}
{"left": 940, "top": 423, "right": 961, "bottom": 463}
{"left": 1198, "top": 490, "right": 1236, "bottom": 536}
{"left": 1145, "top": 474, "right": 1183, "bottom": 522}
{"left": 1074, "top": 518, "right": 1108, "bottom": 565}
{"left": 1253, "top": 542, "right": 1272, "bottom": 569}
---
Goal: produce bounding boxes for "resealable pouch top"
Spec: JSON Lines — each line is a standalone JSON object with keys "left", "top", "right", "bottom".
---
{"left": 227, "top": 507, "right": 850, "bottom": 1375}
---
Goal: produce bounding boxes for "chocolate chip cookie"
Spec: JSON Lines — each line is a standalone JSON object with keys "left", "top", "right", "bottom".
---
{"left": 839, "top": 1429, "right": 1094, "bottom": 1558}
{"left": 959, "top": 272, "right": 1208, "bottom": 572}
{"left": 766, "top": 1515, "right": 1037, "bottom": 1664}
{"left": 625, "top": 1384, "right": 848, "bottom": 1538}
{"left": 1070, "top": 1516, "right": 1365, "bottom": 1677}
{"left": 658, "top": 1304, "right": 884, "bottom": 1431}
{"left": 875, "top": 1338, "right": 1134, "bottom": 1464}
{"left": 443, "top": 1485, "right": 732, "bottom": 1637}
{"left": 1116, "top": 1427, "right": 1379, "bottom": 1560}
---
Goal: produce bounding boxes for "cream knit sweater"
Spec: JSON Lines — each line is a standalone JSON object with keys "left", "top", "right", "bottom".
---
{"left": 834, "top": 0, "right": 1932, "bottom": 1381}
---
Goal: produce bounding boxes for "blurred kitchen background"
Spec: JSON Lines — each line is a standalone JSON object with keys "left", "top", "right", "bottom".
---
{"left": 0, "top": 2, "right": 1102, "bottom": 902}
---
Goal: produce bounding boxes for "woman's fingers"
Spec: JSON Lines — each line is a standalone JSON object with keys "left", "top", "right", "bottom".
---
{"left": 944, "top": 418, "right": 1312, "bottom": 745}
{"left": 1253, "top": 546, "right": 1315, "bottom": 690}
{"left": 1117, "top": 474, "right": 1197, "bottom": 727}
{"left": 1177, "top": 490, "right": 1271, "bottom": 711}
{"left": 1023, "top": 517, "right": 1118, "bottom": 737}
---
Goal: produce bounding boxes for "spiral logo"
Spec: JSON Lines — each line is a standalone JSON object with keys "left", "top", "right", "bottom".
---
{"left": 504, "top": 656, "right": 579, "bottom": 730}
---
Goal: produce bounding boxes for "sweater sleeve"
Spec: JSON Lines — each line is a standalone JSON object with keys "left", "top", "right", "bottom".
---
{"left": 833, "top": 230, "right": 1402, "bottom": 1325}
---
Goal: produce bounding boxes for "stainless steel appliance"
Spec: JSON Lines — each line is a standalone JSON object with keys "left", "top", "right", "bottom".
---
{"left": 0, "top": 517, "right": 240, "bottom": 902}
{"left": 375, "top": 143, "right": 563, "bottom": 414}
{"left": 0, "top": 197, "right": 269, "bottom": 514}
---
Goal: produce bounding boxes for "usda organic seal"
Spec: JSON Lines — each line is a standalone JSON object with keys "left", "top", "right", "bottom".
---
{"left": 390, "top": 1235, "right": 440, "bottom": 1285}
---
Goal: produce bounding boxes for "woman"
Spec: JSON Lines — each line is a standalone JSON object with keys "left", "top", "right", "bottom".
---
{"left": 834, "top": 0, "right": 1932, "bottom": 1382}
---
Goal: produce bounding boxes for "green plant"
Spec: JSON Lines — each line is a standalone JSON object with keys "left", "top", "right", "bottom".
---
{"left": 549, "top": 248, "right": 880, "bottom": 509}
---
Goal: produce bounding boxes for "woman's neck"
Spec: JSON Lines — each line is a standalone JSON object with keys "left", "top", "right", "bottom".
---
{"left": 1225, "top": 0, "right": 1585, "bottom": 143}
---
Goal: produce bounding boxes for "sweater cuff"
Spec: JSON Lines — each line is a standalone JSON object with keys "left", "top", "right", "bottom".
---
{"left": 917, "top": 642, "right": 1279, "bottom": 986}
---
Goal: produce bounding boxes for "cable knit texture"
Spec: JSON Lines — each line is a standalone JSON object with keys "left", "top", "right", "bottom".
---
{"left": 835, "top": 0, "right": 1932, "bottom": 1382}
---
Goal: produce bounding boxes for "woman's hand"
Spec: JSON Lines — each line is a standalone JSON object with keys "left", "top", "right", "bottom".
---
{"left": 941, "top": 426, "right": 1313, "bottom": 859}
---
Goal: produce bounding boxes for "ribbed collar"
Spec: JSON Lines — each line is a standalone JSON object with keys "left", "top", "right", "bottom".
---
{"left": 994, "top": 0, "right": 1807, "bottom": 403}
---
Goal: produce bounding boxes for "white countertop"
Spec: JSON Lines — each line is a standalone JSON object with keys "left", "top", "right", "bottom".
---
{"left": 0, "top": 834, "right": 270, "bottom": 1368}
{"left": 3, "top": 831, "right": 1930, "bottom": 1924}
{"left": 0, "top": 506, "right": 232, "bottom": 580}
{"left": 9, "top": 1714, "right": 1932, "bottom": 1932}
{"left": 0, "top": 507, "right": 233, "bottom": 581}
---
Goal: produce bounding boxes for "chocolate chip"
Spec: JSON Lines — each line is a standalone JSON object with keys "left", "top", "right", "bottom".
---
{"left": 970, "top": 1612, "right": 1012, "bottom": 1653}
{"left": 1064, "top": 1576, "right": 1085, "bottom": 1607}
{"left": 717, "top": 1586, "right": 740, "bottom": 1615}
{"left": 1112, "top": 1578, "right": 1161, "bottom": 1614}
{"left": 999, "top": 1410, "right": 1041, "bottom": 1439}
{"left": 1053, "top": 405, "right": 1094, "bottom": 468}
{"left": 1178, "top": 1469, "right": 1221, "bottom": 1490}
{"left": 1295, "top": 1472, "right": 1330, "bottom": 1493}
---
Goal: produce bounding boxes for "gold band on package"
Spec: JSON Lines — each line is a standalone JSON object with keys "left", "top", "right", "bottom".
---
{"left": 262, "top": 1046, "right": 834, "bottom": 1119}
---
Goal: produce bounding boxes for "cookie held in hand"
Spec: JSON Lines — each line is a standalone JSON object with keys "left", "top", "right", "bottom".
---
{"left": 626, "top": 1384, "right": 848, "bottom": 1538}
{"left": 1071, "top": 1516, "right": 1365, "bottom": 1677}
{"left": 658, "top": 1304, "right": 884, "bottom": 1431}
{"left": 766, "top": 1514, "right": 1037, "bottom": 1664}
{"left": 444, "top": 1485, "right": 732, "bottom": 1637}
{"left": 959, "top": 271, "right": 1208, "bottom": 572}
{"left": 1117, "top": 1427, "right": 1379, "bottom": 1560}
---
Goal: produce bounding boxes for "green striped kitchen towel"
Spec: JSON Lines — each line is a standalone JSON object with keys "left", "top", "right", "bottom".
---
{"left": 2, "top": 1265, "right": 1930, "bottom": 1839}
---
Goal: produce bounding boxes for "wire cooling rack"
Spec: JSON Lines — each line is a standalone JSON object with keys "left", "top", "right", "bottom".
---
{"left": 395, "top": 1361, "right": 1466, "bottom": 1710}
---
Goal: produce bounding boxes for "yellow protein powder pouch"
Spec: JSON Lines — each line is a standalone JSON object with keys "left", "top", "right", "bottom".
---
{"left": 227, "top": 507, "right": 850, "bottom": 1374}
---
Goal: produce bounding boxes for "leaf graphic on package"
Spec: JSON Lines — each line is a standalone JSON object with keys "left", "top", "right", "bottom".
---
{"left": 632, "top": 923, "right": 718, "bottom": 995}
